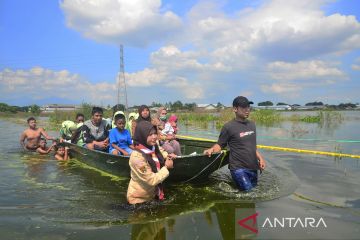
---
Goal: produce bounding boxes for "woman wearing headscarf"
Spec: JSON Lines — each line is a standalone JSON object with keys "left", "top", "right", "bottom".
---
{"left": 151, "top": 106, "right": 168, "bottom": 133}
{"left": 126, "top": 112, "right": 138, "bottom": 137}
{"left": 127, "top": 121, "right": 174, "bottom": 205}
{"left": 131, "top": 105, "right": 151, "bottom": 140}
{"left": 59, "top": 120, "right": 78, "bottom": 142}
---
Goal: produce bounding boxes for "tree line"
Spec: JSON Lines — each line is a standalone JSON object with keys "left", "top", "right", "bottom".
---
{"left": 0, "top": 103, "right": 41, "bottom": 114}
{"left": 257, "top": 101, "right": 358, "bottom": 109}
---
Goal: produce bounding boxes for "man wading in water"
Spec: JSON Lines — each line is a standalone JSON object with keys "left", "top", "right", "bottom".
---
{"left": 20, "top": 117, "right": 55, "bottom": 151}
{"left": 204, "top": 96, "right": 266, "bottom": 191}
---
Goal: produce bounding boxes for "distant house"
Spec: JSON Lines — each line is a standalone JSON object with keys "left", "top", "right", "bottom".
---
{"left": 292, "top": 105, "right": 326, "bottom": 110}
{"left": 254, "top": 105, "right": 292, "bottom": 110}
{"left": 196, "top": 104, "right": 217, "bottom": 111}
{"left": 41, "top": 104, "right": 80, "bottom": 112}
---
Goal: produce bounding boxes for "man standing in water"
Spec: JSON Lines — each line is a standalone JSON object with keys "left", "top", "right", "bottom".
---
{"left": 204, "top": 96, "right": 266, "bottom": 191}
{"left": 19, "top": 117, "right": 55, "bottom": 151}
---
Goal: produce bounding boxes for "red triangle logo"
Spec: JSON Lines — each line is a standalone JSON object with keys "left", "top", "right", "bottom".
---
{"left": 237, "top": 212, "right": 258, "bottom": 234}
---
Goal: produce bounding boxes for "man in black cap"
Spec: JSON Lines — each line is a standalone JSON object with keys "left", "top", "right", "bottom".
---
{"left": 204, "top": 96, "right": 266, "bottom": 191}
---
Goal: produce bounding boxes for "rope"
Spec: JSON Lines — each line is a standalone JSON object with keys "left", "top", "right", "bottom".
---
{"left": 177, "top": 135, "right": 360, "bottom": 159}
{"left": 259, "top": 136, "right": 360, "bottom": 143}
{"left": 181, "top": 151, "right": 225, "bottom": 184}
{"left": 257, "top": 145, "right": 360, "bottom": 159}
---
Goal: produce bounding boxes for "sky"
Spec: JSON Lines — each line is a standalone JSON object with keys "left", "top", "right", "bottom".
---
{"left": 0, "top": 0, "right": 359, "bottom": 107}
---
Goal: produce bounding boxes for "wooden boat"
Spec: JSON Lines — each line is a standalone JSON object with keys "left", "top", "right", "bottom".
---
{"left": 65, "top": 136, "right": 228, "bottom": 183}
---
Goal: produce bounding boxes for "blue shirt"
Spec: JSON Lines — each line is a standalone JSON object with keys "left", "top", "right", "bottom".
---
{"left": 109, "top": 128, "right": 132, "bottom": 152}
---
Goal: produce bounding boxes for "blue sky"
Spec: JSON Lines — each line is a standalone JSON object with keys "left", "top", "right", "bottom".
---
{"left": 0, "top": 0, "right": 359, "bottom": 107}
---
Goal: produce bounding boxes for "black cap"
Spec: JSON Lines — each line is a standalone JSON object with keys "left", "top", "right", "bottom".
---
{"left": 233, "top": 96, "right": 254, "bottom": 108}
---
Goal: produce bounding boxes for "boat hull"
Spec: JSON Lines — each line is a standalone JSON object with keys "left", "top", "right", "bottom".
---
{"left": 65, "top": 137, "right": 228, "bottom": 183}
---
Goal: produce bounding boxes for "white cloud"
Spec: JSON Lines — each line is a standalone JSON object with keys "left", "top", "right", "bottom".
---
{"left": 126, "top": 68, "right": 167, "bottom": 86}
{"left": 165, "top": 77, "right": 205, "bottom": 99}
{"left": 267, "top": 60, "right": 346, "bottom": 81}
{"left": 61, "top": 0, "right": 182, "bottom": 47}
{"left": 352, "top": 64, "right": 360, "bottom": 71}
{"left": 183, "top": 0, "right": 360, "bottom": 62}
{"left": 57, "top": 0, "right": 360, "bottom": 103}
{"left": 352, "top": 57, "right": 360, "bottom": 71}
{"left": 260, "top": 60, "right": 347, "bottom": 96}
{"left": 0, "top": 67, "right": 115, "bottom": 103}
{"left": 261, "top": 83, "right": 302, "bottom": 94}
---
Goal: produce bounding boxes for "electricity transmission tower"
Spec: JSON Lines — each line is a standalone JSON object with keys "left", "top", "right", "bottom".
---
{"left": 117, "top": 44, "right": 128, "bottom": 111}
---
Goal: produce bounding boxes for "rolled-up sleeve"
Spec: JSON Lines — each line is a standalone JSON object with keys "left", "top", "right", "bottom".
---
{"left": 130, "top": 156, "right": 169, "bottom": 187}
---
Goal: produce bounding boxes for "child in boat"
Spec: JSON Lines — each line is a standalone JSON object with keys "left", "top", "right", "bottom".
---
{"left": 109, "top": 114, "right": 134, "bottom": 156}
{"left": 54, "top": 143, "right": 69, "bottom": 160}
{"left": 111, "top": 110, "right": 125, "bottom": 128}
{"left": 36, "top": 138, "right": 56, "bottom": 154}
{"left": 161, "top": 115, "right": 181, "bottom": 155}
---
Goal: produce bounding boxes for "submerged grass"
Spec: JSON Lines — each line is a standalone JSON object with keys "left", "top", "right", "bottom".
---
{"left": 177, "top": 109, "right": 282, "bottom": 129}
{"left": 176, "top": 109, "right": 344, "bottom": 129}
{"left": 249, "top": 109, "right": 282, "bottom": 125}
{"left": 289, "top": 110, "right": 343, "bottom": 124}
{"left": 1, "top": 107, "right": 344, "bottom": 131}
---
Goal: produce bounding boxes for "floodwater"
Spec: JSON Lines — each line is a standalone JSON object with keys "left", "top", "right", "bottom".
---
{"left": 0, "top": 111, "right": 359, "bottom": 239}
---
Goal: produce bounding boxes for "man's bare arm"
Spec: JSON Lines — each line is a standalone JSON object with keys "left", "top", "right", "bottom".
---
{"left": 203, "top": 143, "right": 222, "bottom": 157}
{"left": 40, "top": 128, "right": 54, "bottom": 141}
{"left": 19, "top": 132, "right": 27, "bottom": 149}
{"left": 256, "top": 150, "right": 266, "bottom": 170}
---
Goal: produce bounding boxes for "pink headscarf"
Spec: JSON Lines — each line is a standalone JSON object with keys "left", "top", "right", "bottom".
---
{"left": 168, "top": 115, "right": 178, "bottom": 133}
{"left": 168, "top": 115, "right": 178, "bottom": 123}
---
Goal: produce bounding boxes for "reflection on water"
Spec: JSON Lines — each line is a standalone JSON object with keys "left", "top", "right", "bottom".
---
{"left": 129, "top": 201, "right": 259, "bottom": 240}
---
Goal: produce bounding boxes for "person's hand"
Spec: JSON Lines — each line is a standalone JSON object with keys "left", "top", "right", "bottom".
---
{"left": 96, "top": 141, "right": 107, "bottom": 148}
{"left": 259, "top": 158, "right": 266, "bottom": 170}
{"left": 203, "top": 148, "right": 214, "bottom": 157}
{"left": 165, "top": 159, "right": 174, "bottom": 169}
{"left": 123, "top": 151, "right": 129, "bottom": 156}
{"left": 167, "top": 153, "right": 177, "bottom": 160}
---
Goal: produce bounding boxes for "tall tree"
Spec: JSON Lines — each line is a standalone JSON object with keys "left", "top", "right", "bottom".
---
{"left": 305, "top": 101, "right": 324, "bottom": 106}
{"left": 29, "top": 104, "right": 41, "bottom": 115}
{"left": 172, "top": 100, "right": 183, "bottom": 111}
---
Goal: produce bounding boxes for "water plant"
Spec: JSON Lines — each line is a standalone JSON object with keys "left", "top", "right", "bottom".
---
{"left": 249, "top": 109, "right": 282, "bottom": 125}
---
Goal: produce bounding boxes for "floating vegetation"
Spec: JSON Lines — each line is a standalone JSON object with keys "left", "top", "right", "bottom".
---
{"left": 290, "top": 110, "right": 344, "bottom": 124}
{"left": 300, "top": 115, "right": 321, "bottom": 123}
{"left": 249, "top": 109, "right": 282, "bottom": 125}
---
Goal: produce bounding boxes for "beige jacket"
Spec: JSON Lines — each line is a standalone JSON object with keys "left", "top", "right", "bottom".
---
{"left": 127, "top": 150, "right": 169, "bottom": 204}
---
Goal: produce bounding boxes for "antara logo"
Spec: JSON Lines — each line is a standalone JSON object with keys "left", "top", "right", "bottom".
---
{"left": 237, "top": 212, "right": 259, "bottom": 233}
{"left": 237, "top": 212, "right": 328, "bottom": 234}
